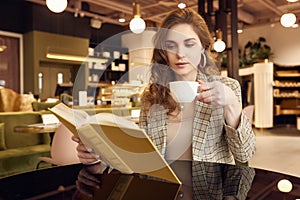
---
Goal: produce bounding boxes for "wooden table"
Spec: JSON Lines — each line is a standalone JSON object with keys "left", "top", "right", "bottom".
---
{"left": 14, "top": 123, "right": 58, "bottom": 134}
{"left": 14, "top": 123, "right": 59, "bottom": 145}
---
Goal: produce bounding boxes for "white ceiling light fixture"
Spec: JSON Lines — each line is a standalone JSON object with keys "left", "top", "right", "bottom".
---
{"left": 213, "top": 29, "right": 226, "bottom": 52}
{"left": 129, "top": 2, "right": 146, "bottom": 34}
{"left": 119, "top": 18, "right": 126, "bottom": 23}
{"left": 46, "top": 0, "right": 68, "bottom": 13}
{"left": 118, "top": 13, "right": 126, "bottom": 23}
{"left": 177, "top": 1, "right": 186, "bottom": 9}
{"left": 280, "top": 12, "right": 297, "bottom": 27}
{"left": 237, "top": 22, "right": 243, "bottom": 33}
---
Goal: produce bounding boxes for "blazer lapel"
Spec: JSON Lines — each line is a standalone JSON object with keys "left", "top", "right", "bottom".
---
{"left": 192, "top": 72, "right": 213, "bottom": 159}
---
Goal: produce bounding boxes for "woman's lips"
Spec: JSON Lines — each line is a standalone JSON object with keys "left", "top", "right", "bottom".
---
{"left": 175, "top": 62, "right": 189, "bottom": 67}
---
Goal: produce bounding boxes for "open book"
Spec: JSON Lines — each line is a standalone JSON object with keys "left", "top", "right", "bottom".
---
{"left": 49, "top": 103, "right": 181, "bottom": 185}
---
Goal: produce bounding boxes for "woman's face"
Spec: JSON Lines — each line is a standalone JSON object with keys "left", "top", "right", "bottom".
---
{"left": 165, "top": 23, "right": 203, "bottom": 81}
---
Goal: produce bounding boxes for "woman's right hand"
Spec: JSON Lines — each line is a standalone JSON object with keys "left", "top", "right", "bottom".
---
{"left": 72, "top": 136, "right": 101, "bottom": 165}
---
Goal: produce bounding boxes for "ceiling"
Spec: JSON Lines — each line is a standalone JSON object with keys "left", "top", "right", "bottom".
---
{"left": 27, "top": 0, "right": 300, "bottom": 30}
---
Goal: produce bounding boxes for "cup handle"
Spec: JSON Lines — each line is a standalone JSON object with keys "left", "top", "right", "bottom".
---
{"left": 196, "top": 83, "right": 201, "bottom": 96}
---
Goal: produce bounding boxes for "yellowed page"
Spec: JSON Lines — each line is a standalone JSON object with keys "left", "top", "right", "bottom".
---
{"left": 81, "top": 124, "right": 180, "bottom": 184}
{"left": 49, "top": 103, "right": 89, "bottom": 137}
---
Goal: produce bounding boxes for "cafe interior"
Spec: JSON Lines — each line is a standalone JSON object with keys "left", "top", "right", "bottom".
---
{"left": 0, "top": 0, "right": 300, "bottom": 199}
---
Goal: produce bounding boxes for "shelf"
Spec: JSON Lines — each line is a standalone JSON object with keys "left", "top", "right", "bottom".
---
{"left": 278, "top": 109, "right": 300, "bottom": 115}
{"left": 273, "top": 86, "right": 300, "bottom": 88}
{"left": 274, "top": 96, "right": 300, "bottom": 99}
{"left": 275, "top": 74, "right": 300, "bottom": 77}
{"left": 273, "top": 64, "right": 300, "bottom": 126}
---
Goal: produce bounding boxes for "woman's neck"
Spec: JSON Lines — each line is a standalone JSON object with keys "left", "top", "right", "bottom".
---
{"left": 175, "top": 73, "right": 197, "bottom": 81}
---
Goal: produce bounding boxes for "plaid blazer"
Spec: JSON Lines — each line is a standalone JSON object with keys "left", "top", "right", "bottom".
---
{"left": 139, "top": 72, "right": 256, "bottom": 164}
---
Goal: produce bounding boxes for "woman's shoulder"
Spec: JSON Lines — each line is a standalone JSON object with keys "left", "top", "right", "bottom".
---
{"left": 220, "top": 76, "right": 240, "bottom": 85}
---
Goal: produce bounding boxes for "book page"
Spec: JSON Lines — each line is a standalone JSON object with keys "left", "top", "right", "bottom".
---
{"left": 77, "top": 125, "right": 134, "bottom": 174}
{"left": 78, "top": 123, "right": 181, "bottom": 184}
{"left": 87, "top": 112, "right": 139, "bottom": 130}
{"left": 49, "top": 103, "right": 89, "bottom": 137}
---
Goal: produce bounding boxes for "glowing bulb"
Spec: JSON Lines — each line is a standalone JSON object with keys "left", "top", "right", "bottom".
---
{"left": 129, "top": 17, "right": 146, "bottom": 34}
{"left": 277, "top": 179, "right": 293, "bottom": 193}
{"left": 213, "top": 40, "right": 226, "bottom": 52}
{"left": 280, "top": 13, "right": 296, "bottom": 27}
{"left": 0, "top": 45, "right": 7, "bottom": 52}
{"left": 46, "top": 0, "right": 68, "bottom": 13}
{"left": 118, "top": 18, "right": 126, "bottom": 23}
{"left": 178, "top": 3, "right": 186, "bottom": 9}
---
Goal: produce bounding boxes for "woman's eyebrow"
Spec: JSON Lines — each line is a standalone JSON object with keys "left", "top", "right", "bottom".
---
{"left": 165, "top": 40, "right": 176, "bottom": 43}
{"left": 184, "top": 38, "right": 197, "bottom": 42}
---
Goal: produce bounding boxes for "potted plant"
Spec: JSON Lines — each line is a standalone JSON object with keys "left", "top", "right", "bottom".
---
{"left": 240, "top": 37, "right": 273, "bottom": 67}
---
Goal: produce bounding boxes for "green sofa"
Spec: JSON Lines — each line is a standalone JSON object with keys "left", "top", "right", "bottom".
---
{"left": 0, "top": 111, "right": 51, "bottom": 178}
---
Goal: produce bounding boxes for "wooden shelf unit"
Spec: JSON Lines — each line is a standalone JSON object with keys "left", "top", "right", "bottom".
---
{"left": 273, "top": 64, "right": 300, "bottom": 126}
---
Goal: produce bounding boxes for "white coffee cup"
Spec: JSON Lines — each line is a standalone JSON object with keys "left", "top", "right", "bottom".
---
{"left": 169, "top": 81, "right": 200, "bottom": 103}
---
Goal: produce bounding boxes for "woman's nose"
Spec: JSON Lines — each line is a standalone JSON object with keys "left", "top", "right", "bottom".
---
{"left": 177, "top": 46, "right": 186, "bottom": 58}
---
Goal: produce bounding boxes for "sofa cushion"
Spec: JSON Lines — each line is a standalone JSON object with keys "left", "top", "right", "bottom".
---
{"left": 0, "top": 88, "right": 36, "bottom": 112}
{"left": 19, "top": 93, "right": 36, "bottom": 112}
{"left": 0, "top": 144, "right": 50, "bottom": 178}
{"left": 0, "top": 88, "right": 21, "bottom": 112}
{"left": 0, "top": 123, "right": 6, "bottom": 150}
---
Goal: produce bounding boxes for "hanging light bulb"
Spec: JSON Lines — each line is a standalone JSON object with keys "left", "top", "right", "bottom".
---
{"left": 46, "top": 0, "right": 68, "bottom": 13}
{"left": 0, "top": 38, "right": 7, "bottom": 52}
{"left": 280, "top": 12, "right": 296, "bottom": 27}
{"left": 129, "top": 2, "right": 146, "bottom": 34}
{"left": 213, "top": 29, "right": 226, "bottom": 52}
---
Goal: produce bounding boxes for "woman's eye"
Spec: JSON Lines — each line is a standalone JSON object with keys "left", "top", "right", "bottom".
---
{"left": 165, "top": 42, "right": 177, "bottom": 51}
{"left": 185, "top": 42, "right": 196, "bottom": 48}
{"left": 166, "top": 44, "right": 176, "bottom": 50}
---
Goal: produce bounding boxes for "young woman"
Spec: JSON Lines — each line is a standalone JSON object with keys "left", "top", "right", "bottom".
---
{"left": 73, "top": 8, "right": 255, "bottom": 166}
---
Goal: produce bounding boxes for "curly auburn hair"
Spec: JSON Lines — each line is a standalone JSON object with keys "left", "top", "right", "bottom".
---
{"left": 141, "top": 8, "right": 216, "bottom": 114}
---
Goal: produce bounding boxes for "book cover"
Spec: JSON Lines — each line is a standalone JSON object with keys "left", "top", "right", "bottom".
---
{"left": 49, "top": 103, "right": 181, "bottom": 185}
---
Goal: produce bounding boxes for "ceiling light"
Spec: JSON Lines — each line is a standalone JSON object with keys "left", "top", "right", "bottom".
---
{"left": 119, "top": 18, "right": 126, "bottom": 23}
{"left": 280, "top": 12, "right": 296, "bottom": 27}
{"left": 0, "top": 45, "right": 7, "bottom": 52}
{"left": 292, "top": 23, "right": 299, "bottom": 28}
{"left": 46, "top": 53, "right": 108, "bottom": 63}
{"left": 129, "top": 2, "right": 146, "bottom": 34}
{"left": 287, "top": 0, "right": 298, "bottom": 2}
{"left": 0, "top": 38, "right": 7, "bottom": 52}
{"left": 213, "top": 29, "right": 226, "bottom": 52}
{"left": 118, "top": 13, "right": 126, "bottom": 23}
{"left": 46, "top": 0, "right": 68, "bottom": 13}
{"left": 90, "top": 18, "right": 102, "bottom": 29}
{"left": 237, "top": 22, "right": 243, "bottom": 33}
{"left": 177, "top": 2, "right": 186, "bottom": 9}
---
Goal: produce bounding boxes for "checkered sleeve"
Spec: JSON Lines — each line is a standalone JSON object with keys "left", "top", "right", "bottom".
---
{"left": 222, "top": 77, "right": 256, "bottom": 163}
